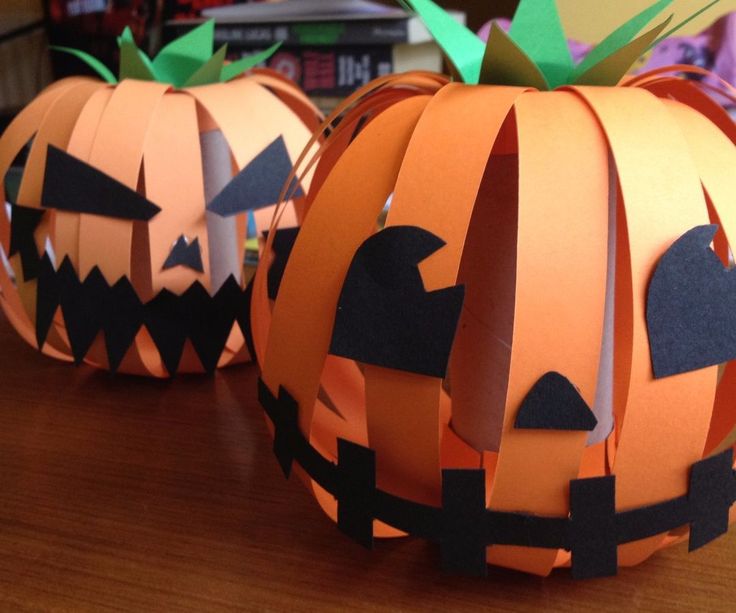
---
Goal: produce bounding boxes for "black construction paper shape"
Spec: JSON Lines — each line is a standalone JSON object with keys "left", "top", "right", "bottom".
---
{"left": 184, "top": 276, "right": 242, "bottom": 373}
{"left": 8, "top": 203, "right": 44, "bottom": 281}
{"left": 647, "top": 224, "right": 736, "bottom": 378}
{"left": 329, "top": 226, "right": 465, "bottom": 378}
{"left": 258, "top": 378, "right": 300, "bottom": 478}
{"left": 688, "top": 448, "right": 736, "bottom": 551}
{"left": 264, "top": 227, "right": 299, "bottom": 300}
{"left": 144, "top": 289, "right": 188, "bottom": 376}
{"left": 207, "top": 136, "right": 303, "bottom": 217}
{"left": 336, "top": 438, "right": 376, "bottom": 549}
{"left": 514, "top": 372, "right": 597, "bottom": 431}
{"left": 57, "top": 258, "right": 108, "bottom": 364}
{"left": 237, "top": 279, "right": 256, "bottom": 360}
{"left": 35, "top": 252, "right": 60, "bottom": 349}
{"left": 441, "top": 469, "right": 488, "bottom": 577}
{"left": 162, "top": 235, "right": 204, "bottom": 273}
{"left": 41, "top": 144, "right": 161, "bottom": 221}
{"left": 569, "top": 475, "right": 617, "bottom": 579}
{"left": 103, "top": 277, "right": 143, "bottom": 373}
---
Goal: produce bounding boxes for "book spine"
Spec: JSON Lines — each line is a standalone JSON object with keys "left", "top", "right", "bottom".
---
{"left": 234, "top": 45, "right": 395, "bottom": 97}
{"left": 211, "top": 19, "right": 412, "bottom": 47}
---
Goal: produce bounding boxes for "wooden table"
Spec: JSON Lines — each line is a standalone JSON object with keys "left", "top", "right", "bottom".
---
{"left": 0, "top": 314, "right": 734, "bottom": 612}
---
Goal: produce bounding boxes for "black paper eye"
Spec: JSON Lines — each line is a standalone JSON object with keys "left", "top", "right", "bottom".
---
{"left": 41, "top": 144, "right": 161, "bottom": 221}
{"left": 515, "top": 372, "right": 597, "bottom": 431}
{"left": 329, "top": 225, "right": 465, "bottom": 378}
{"left": 162, "top": 235, "right": 204, "bottom": 273}
{"left": 647, "top": 224, "right": 736, "bottom": 378}
{"left": 206, "top": 135, "right": 303, "bottom": 217}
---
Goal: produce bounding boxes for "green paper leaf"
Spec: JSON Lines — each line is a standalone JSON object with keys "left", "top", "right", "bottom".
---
{"left": 572, "top": 0, "right": 672, "bottom": 79}
{"left": 648, "top": 0, "right": 721, "bottom": 49}
{"left": 508, "top": 0, "right": 573, "bottom": 89}
{"left": 480, "top": 23, "right": 549, "bottom": 90}
{"left": 50, "top": 46, "right": 117, "bottom": 83}
{"left": 119, "top": 42, "right": 157, "bottom": 81}
{"left": 220, "top": 42, "right": 283, "bottom": 82}
{"left": 184, "top": 44, "right": 228, "bottom": 87}
{"left": 405, "top": 0, "right": 484, "bottom": 84}
{"left": 575, "top": 16, "right": 672, "bottom": 86}
{"left": 153, "top": 20, "right": 215, "bottom": 86}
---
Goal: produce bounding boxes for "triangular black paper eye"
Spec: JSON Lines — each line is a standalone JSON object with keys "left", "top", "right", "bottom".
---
{"left": 647, "top": 224, "right": 736, "bottom": 379}
{"left": 8, "top": 203, "right": 44, "bottom": 282}
{"left": 41, "top": 144, "right": 161, "bottom": 221}
{"left": 329, "top": 225, "right": 465, "bottom": 378}
{"left": 515, "top": 372, "right": 597, "bottom": 431}
{"left": 162, "top": 235, "right": 204, "bottom": 273}
{"left": 206, "top": 135, "right": 303, "bottom": 217}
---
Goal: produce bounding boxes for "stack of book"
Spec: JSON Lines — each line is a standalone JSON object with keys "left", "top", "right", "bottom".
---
{"left": 165, "top": 0, "right": 465, "bottom": 113}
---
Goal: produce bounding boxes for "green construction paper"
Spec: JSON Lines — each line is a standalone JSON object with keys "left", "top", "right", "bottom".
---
{"left": 574, "top": 16, "right": 672, "bottom": 86}
{"left": 480, "top": 23, "right": 549, "bottom": 90}
{"left": 508, "top": 0, "right": 573, "bottom": 89}
{"left": 405, "top": 0, "right": 484, "bottom": 84}
{"left": 185, "top": 44, "right": 228, "bottom": 87}
{"left": 220, "top": 42, "right": 283, "bottom": 82}
{"left": 50, "top": 46, "right": 117, "bottom": 83}
{"left": 648, "top": 0, "right": 721, "bottom": 49}
{"left": 572, "top": 0, "right": 672, "bottom": 79}
{"left": 153, "top": 20, "right": 215, "bottom": 86}
{"left": 119, "top": 41, "right": 157, "bottom": 82}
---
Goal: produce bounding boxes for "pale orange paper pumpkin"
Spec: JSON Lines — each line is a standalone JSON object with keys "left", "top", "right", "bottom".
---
{"left": 0, "top": 23, "right": 320, "bottom": 376}
{"left": 251, "top": 1, "right": 736, "bottom": 579}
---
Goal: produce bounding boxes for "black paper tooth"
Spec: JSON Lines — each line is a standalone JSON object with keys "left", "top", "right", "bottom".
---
{"left": 329, "top": 225, "right": 465, "bottom": 378}
{"left": 515, "top": 372, "right": 597, "bottom": 431}
{"left": 144, "top": 288, "right": 188, "bottom": 376}
{"left": 207, "top": 135, "right": 304, "bottom": 217}
{"left": 41, "top": 144, "right": 161, "bottom": 221}
{"left": 162, "top": 235, "right": 204, "bottom": 273}
{"left": 647, "top": 224, "right": 736, "bottom": 378}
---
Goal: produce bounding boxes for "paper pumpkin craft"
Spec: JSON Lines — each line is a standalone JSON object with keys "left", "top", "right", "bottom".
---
{"left": 251, "top": 0, "right": 736, "bottom": 578}
{"left": 0, "top": 22, "right": 320, "bottom": 376}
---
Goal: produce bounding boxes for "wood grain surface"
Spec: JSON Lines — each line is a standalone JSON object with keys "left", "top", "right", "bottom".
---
{"left": 0, "top": 313, "right": 734, "bottom": 612}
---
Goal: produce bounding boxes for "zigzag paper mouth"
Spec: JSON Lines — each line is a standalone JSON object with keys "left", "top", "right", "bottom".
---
{"left": 35, "top": 252, "right": 253, "bottom": 375}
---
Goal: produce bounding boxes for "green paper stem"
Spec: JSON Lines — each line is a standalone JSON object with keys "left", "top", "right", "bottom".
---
{"left": 572, "top": 0, "right": 672, "bottom": 80}
{"left": 220, "top": 42, "right": 283, "bottom": 82}
{"left": 50, "top": 46, "right": 117, "bottom": 83}
{"left": 405, "top": 0, "right": 484, "bottom": 84}
{"left": 185, "top": 44, "right": 228, "bottom": 87}
{"left": 480, "top": 23, "right": 549, "bottom": 90}
{"left": 509, "top": 0, "right": 574, "bottom": 89}
{"left": 574, "top": 16, "right": 672, "bottom": 86}
{"left": 648, "top": 0, "right": 721, "bottom": 49}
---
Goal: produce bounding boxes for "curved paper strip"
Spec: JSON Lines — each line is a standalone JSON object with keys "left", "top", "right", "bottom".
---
{"left": 77, "top": 80, "right": 169, "bottom": 283}
{"left": 369, "top": 84, "right": 523, "bottom": 505}
{"left": 260, "top": 95, "right": 433, "bottom": 436}
{"left": 572, "top": 86, "right": 716, "bottom": 567}
{"left": 483, "top": 91, "right": 608, "bottom": 576}
{"left": 663, "top": 100, "right": 736, "bottom": 455}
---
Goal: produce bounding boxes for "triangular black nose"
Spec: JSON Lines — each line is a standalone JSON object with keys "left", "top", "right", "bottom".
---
{"left": 162, "top": 235, "right": 204, "bottom": 273}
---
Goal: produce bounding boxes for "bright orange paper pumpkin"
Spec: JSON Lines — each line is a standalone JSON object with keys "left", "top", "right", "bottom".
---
{"left": 252, "top": 1, "right": 736, "bottom": 578}
{"left": 0, "top": 24, "right": 320, "bottom": 376}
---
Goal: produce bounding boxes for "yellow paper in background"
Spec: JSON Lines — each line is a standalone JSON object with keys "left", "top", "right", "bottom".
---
{"left": 557, "top": 0, "right": 736, "bottom": 42}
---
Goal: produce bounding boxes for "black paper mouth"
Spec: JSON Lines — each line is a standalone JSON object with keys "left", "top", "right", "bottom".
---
{"left": 34, "top": 252, "right": 253, "bottom": 375}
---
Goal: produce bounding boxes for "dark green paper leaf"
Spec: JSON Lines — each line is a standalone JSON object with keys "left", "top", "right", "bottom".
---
{"left": 184, "top": 44, "right": 228, "bottom": 87}
{"left": 480, "top": 23, "right": 549, "bottom": 90}
{"left": 574, "top": 16, "right": 672, "bottom": 86}
{"left": 153, "top": 20, "right": 215, "bottom": 86}
{"left": 648, "top": 0, "right": 721, "bottom": 49}
{"left": 572, "top": 0, "right": 672, "bottom": 79}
